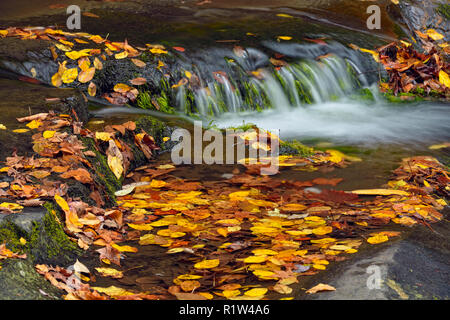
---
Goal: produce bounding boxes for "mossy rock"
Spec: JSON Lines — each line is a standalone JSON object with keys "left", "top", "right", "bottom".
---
{"left": 280, "top": 140, "right": 314, "bottom": 157}
{"left": 0, "top": 259, "right": 62, "bottom": 300}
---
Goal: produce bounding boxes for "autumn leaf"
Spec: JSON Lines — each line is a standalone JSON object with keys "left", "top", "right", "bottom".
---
{"left": 61, "top": 68, "right": 78, "bottom": 84}
{"left": 367, "top": 233, "right": 389, "bottom": 244}
{"left": 78, "top": 67, "right": 95, "bottom": 83}
{"left": 351, "top": 189, "right": 409, "bottom": 196}
{"left": 129, "top": 77, "right": 147, "bottom": 85}
{"left": 131, "top": 58, "right": 146, "bottom": 68}
{"left": 88, "top": 82, "right": 97, "bottom": 96}
{"left": 194, "top": 259, "right": 220, "bottom": 269}
{"left": 426, "top": 29, "right": 444, "bottom": 41}
{"left": 306, "top": 283, "right": 336, "bottom": 294}
{"left": 438, "top": 70, "right": 450, "bottom": 88}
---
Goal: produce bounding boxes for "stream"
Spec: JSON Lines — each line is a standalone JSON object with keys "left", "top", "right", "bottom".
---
{"left": 0, "top": 0, "right": 449, "bottom": 300}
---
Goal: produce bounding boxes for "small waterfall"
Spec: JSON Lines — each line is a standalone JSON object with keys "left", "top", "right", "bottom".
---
{"left": 174, "top": 50, "right": 366, "bottom": 116}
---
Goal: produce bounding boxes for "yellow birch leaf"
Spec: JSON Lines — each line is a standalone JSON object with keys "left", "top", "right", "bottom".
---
{"left": 108, "top": 156, "right": 123, "bottom": 179}
{"left": 0, "top": 124, "right": 6, "bottom": 130}
{"left": 194, "top": 259, "right": 220, "bottom": 269}
{"left": 43, "top": 130, "right": 56, "bottom": 139}
{"left": 61, "top": 68, "right": 78, "bottom": 84}
{"left": 111, "top": 243, "right": 138, "bottom": 253}
{"left": 115, "top": 51, "right": 128, "bottom": 59}
{"left": 277, "top": 36, "right": 292, "bottom": 41}
{"left": 426, "top": 29, "right": 444, "bottom": 41}
{"left": 352, "top": 189, "right": 409, "bottom": 196}
{"left": 367, "top": 234, "right": 389, "bottom": 244}
{"left": 438, "top": 70, "right": 450, "bottom": 88}
{"left": 127, "top": 223, "right": 153, "bottom": 231}
{"left": 244, "top": 288, "right": 268, "bottom": 297}
{"left": 95, "top": 267, "right": 123, "bottom": 279}
{"left": 26, "top": 120, "right": 42, "bottom": 129}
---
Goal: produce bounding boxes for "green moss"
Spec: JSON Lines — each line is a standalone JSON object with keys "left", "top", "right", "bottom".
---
{"left": 28, "top": 203, "right": 81, "bottom": 265}
{"left": 280, "top": 140, "right": 314, "bottom": 157}
{"left": 226, "top": 121, "right": 258, "bottom": 132}
{"left": 351, "top": 88, "right": 375, "bottom": 102}
{"left": 80, "top": 137, "right": 121, "bottom": 206}
{"left": 0, "top": 221, "right": 26, "bottom": 252}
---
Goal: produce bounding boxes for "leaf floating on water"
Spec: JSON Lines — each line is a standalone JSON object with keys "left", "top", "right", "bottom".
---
{"left": 306, "top": 283, "right": 336, "bottom": 294}
{"left": 95, "top": 267, "right": 123, "bottom": 279}
{"left": 194, "top": 259, "right": 220, "bottom": 269}
{"left": 277, "top": 36, "right": 292, "bottom": 41}
{"left": 173, "top": 46, "right": 185, "bottom": 52}
{"left": 367, "top": 233, "right": 389, "bottom": 244}
{"left": 276, "top": 13, "right": 293, "bottom": 18}
{"left": 351, "top": 189, "right": 409, "bottom": 196}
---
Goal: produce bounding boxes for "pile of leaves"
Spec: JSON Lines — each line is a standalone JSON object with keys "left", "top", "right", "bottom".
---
{"left": 377, "top": 40, "right": 449, "bottom": 97}
{"left": 0, "top": 27, "right": 185, "bottom": 105}
{"left": 0, "top": 109, "right": 448, "bottom": 299}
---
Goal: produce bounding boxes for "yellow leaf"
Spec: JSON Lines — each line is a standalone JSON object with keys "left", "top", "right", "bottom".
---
{"left": 351, "top": 189, "right": 409, "bottom": 196}
{"left": 198, "top": 292, "right": 213, "bottom": 300}
{"left": 78, "top": 67, "right": 95, "bottom": 83}
{"left": 280, "top": 203, "right": 307, "bottom": 211}
{"left": 113, "top": 83, "right": 132, "bottom": 93}
{"left": 111, "top": 243, "right": 138, "bottom": 253}
{"left": 19, "top": 237, "right": 27, "bottom": 245}
{"left": 93, "top": 57, "right": 103, "bottom": 70}
{"left": 276, "top": 13, "right": 293, "bottom": 18}
{"left": 61, "top": 68, "right": 78, "bottom": 84}
{"left": 95, "top": 132, "right": 111, "bottom": 141}
{"left": 177, "top": 274, "right": 203, "bottom": 280}
{"left": 127, "top": 223, "right": 153, "bottom": 231}
{"left": 194, "top": 259, "right": 220, "bottom": 269}
{"left": 277, "top": 36, "right": 292, "bottom": 41}
{"left": 367, "top": 234, "right": 389, "bottom": 244}
{"left": 88, "top": 82, "right": 97, "bottom": 96}
{"left": 26, "top": 120, "right": 42, "bottom": 129}
{"left": 13, "top": 129, "right": 29, "bottom": 133}
{"left": 312, "top": 226, "right": 333, "bottom": 236}
{"left": 55, "top": 43, "right": 71, "bottom": 52}
{"left": 438, "top": 70, "right": 450, "bottom": 88}
{"left": 65, "top": 49, "right": 91, "bottom": 60}
{"left": 108, "top": 156, "right": 123, "bottom": 179}
{"left": 244, "top": 288, "right": 268, "bottom": 297}
{"left": 95, "top": 267, "right": 123, "bottom": 279}
{"left": 223, "top": 289, "right": 241, "bottom": 298}
{"left": 115, "top": 51, "right": 128, "bottom": 59}
{"left": 358, "top": 48, "right": 380, "bottom": 63}
{"left": 54, "top": 194, "right": 70, "bottom": 212}
{"left": 184, "top": 70, "right": 192, "bottom": 79}
{"left": 0, "top": 202, "right": 23, "bottom": 211}
{"left": 429, "top": 143, "right": 450, "bottom": 150}
{"left": 426, "top": 29, "right": 444, "bottom": 41}
{"left": 0, "top": 124, "right": 6, "bottom": 130}
{"left": 92, "top": 286, "right": 135, "bottom": 297}
{"left": 0, "top": 30, "right": 8, "bottom": 37}
{"left": 149, "top": 48, "right": 168, "bottom": 54}
{"left": 43, "top": 130, "right": 56, "bottom": 139}
{"left": 252, "top": 249, "right": 278, "bottom": 256}
{"left": 51, "top": 72, "right": 62, "bottom": 87}
{"left": 306, "top": 283, "right": 336, "bottom": 294}
{"left": 149, "top": 180, "right": 167, "bottom": 188}
{"left": 243, "top": 255, "right": 268, "bottom": 263}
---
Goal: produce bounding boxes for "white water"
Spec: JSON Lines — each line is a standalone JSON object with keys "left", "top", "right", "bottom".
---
{"left": 214, "top": 99, "right": 450, "bottom": 146}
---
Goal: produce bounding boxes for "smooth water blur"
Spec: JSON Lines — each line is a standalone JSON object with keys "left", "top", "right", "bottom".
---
{"left": 214, "top": 99, "right": 450, "bottom": 146}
